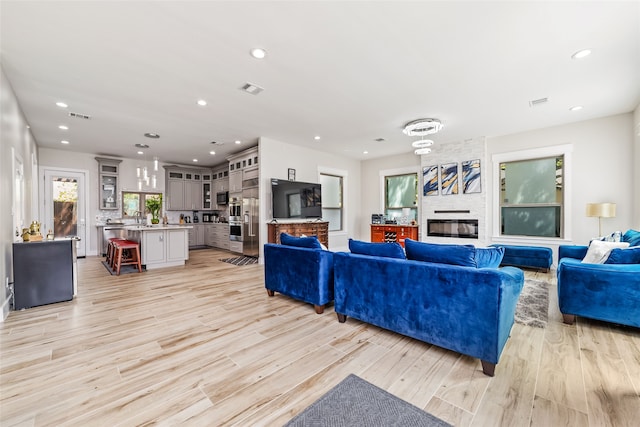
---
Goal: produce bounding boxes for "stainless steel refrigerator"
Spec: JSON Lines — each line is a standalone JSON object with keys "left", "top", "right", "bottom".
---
{"left": 242, "top": 187, "right": 259, "bottom": 257}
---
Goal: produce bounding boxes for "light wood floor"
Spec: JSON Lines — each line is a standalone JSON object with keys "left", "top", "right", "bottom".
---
{"left": 1, "top": 249, "right": 639, "bottom": 426}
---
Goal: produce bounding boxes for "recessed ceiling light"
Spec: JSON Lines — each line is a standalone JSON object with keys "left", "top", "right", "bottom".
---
{"left": 197, "top": 99, "right": 207, "bottom": 106}
{"left": 60, "top": 140, "right": 69, "bottom": 145}
{"left": 569, "top": 105, "right": 583, "bottom": 111}
{"left": 363, "top": 151, "right": 369, "bottom": 155}
{"left": 209, "top": 151, "right": 216, "bottom": 155}
{"left": 314, "top": 136, "right": 321, "bottom": 141}
{"left": 144, "top": 132, "right": 160, "bottom": 139}
{"left": 250, "top": 47, "right": 267, "bottom": 59}
{"left": 235, "top": 140, "right": 241, "bottom": 145}
{"left": 137, "top": 151, "right": 144, "bottom": 155}
{"left": 571, "top": 49, "right": 592, "bottom": 59}
{"left": 193, "top": 159, "right": 198, "bottom": 163}
{"left": 58, "top": 125, "right": 68, "bottom": 130}
{"left": 135, "top": 143, "right": 149, "bottom": 148}
{"left": 56, "top": 102, "right": 68, "bottom": 108}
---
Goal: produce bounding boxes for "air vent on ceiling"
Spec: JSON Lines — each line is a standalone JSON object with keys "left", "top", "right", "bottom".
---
{"left": 69, "top": 112, "right": 91, "bottom": 119}
{"left": 241, "top": 82, "right": 264, "bottom": 95}
{"left": 210, "top": 141, "right": 225, "bottom": 145}
{"left": 374, "top": 138, "right": 386, "bottom": 142}
{"left": 529, "top": 97, "right": 548, "bottom": 107}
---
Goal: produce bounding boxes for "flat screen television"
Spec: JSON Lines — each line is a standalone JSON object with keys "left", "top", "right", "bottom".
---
{"left": 271, "top": 178, "right": 322, "bottom": 219}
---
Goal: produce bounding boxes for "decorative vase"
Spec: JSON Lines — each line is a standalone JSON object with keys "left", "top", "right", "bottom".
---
{"left": 151, "top": 217, "right": 159, "bottom": 224}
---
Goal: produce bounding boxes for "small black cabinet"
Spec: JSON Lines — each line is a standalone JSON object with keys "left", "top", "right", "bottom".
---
{"left": 13, "top": 240, "right": 76, "bottom": 310}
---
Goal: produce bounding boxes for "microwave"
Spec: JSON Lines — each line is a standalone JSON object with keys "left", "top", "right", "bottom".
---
{"left": 216, "top": 191, "right": 229, "bottom": 205}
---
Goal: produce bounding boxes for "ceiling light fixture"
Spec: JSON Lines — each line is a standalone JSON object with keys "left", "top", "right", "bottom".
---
{"left": 411, "top": 139, "right": 434, "bottom": 148}
{"left": 209, "top": 151, "right": 216, "bottom": 155}
{"left": 314, "top": 136, "right": 321, "bottom": 141}
{"left": 135, "top": 143, "right": 149, "bottom": 149}
{"left": 235, "top": 140, "right": 241, "bottom": 145}
{"left": 56, "top": 102, "right": 68, "bottom": 108}
{"left": 250, "top": 47, "right": 267, "bottom": 59}
{"left": 137, "top": 151, "right": 144, "bottom": 155}
{"left": 58, "top": 125, "right": 68, "bottom": 130}
{"left": 402, "top": 118, "right": 443, "bottom": 136}
{"left": 197, "top": 99, "right": 207, "bottom": 106}
{"left": 569, "top": 105, "right": 583, "bottom": 111}
{"left": 193, "top": 159, "right": 198, "bottom": 163}
{"left": 571, "top": 49, "right": 592, "bottom": 59}
{"left": 60, "top": 140, "right": 69, "bottom": 145}
{"left": 144, "top": 132, "right": 160, "bottom": 139}
{"left": 414, "top": 147, "right": 432, "bottom": 155}
{"left": 363, "top": 151, "right": 369, "bottom": 155}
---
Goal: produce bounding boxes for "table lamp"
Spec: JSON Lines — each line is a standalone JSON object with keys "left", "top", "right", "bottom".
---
{"left": 586, "top": 202, "right": 616, "bottom": 237}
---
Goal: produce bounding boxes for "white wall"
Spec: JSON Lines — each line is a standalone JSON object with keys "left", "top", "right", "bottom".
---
{"left": 259, "top": 137, "right": 362, "bottom": 254}
{"left": 1, "top": 66, "right": 39, "bottom": 321}
{"left": 487, "top": 113, "right": 635, "bottom": 259}
{"left": 634, "top": 104, "right": 640, "bottom": 229}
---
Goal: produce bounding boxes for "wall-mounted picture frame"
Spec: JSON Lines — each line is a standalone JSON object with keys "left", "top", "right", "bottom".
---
{"left": 288, "top": 168, "right": 296, "bottom": 181}
{"left": 422, "top": 165, "right": 439, "bottom": 196}
{"left": 462, "top": 159, "right": 481, "bottom": 194}
{"left": 440, "top": 162, "right": 459, "bottom": 195}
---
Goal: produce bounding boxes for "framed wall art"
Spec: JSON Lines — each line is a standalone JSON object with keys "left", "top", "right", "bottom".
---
{"left": 440, "top": 162, "right": 459, "bottom": 195}
{"left": 462, "top": 159, "right": 481, "bottom": 194}
{"left": 422, "top": 165, "right": 439, "bottom": 196}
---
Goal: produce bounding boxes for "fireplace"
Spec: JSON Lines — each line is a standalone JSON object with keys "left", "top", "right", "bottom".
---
{"left": 427, "top": 219, "right": 479, "bottom": 239}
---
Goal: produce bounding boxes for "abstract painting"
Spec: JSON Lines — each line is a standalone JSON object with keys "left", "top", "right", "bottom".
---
{"left": 422, "top": 165, "right": 439, "bottom": 196}
{"left": 440, "top": 162, "right": 458, "bottom": 195}
{"left": 462, "top": 159, "right": 481, "bottom": 194}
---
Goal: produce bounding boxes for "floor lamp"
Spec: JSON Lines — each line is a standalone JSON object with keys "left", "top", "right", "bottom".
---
{"left": 586, "top": 203, "right": 616, "bottom": 237}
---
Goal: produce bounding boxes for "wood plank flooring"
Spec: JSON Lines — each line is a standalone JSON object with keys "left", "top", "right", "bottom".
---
{"left": 1, "top": 249, "right": 639, "bottom": 426}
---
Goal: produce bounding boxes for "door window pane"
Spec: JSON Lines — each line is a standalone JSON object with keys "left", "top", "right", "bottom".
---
{"left": 52, "top": 177, "right": 78, "bottom": 237}
{"left": 320, "top": 174, "right": 343, "bottom": 231}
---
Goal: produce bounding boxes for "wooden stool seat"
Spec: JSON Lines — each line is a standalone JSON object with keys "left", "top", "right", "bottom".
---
{"left": 112, "top": 239, "right": 142, "bottom": 275}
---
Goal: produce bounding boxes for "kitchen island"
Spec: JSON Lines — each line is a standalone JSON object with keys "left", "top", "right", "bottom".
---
{"left": 121, "top": 225, "right": 191, "bottom": 270}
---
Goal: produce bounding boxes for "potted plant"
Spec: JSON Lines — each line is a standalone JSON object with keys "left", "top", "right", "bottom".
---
{"left": 145, "top": 194, "right": 162, "bottom": 224}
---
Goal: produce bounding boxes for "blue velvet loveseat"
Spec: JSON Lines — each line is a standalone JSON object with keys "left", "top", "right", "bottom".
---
{"left": 333, "top": 239, "right": 525, "bottom": 376}
{"left": 557, "top": 229, "right": 640, "bottom": 328}
{"left": 264, "top": 233, "right": 334, "bottom": 314}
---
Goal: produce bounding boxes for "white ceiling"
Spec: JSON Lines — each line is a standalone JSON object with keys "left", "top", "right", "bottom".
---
{"left": 2, "top": 1, "right": 639, "bottom": 166}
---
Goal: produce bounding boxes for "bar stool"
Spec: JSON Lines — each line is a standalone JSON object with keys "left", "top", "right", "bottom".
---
{"left": 112, "top": 239, "right": 142, "bottom": 275}
{"left": 106, "top": 237, "right": 127, "bottom": 269}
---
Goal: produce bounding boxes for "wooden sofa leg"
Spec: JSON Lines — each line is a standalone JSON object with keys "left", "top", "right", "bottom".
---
{"left": 481, "top": 360, "right": 495, "bottom": 377}
{"left": 266, "top": 289, "right": 275, "bottom": 297}
{"left": 337, "top": 313, "right": 347, "bottom": 323}
{"left": 314, "top": 304, "right": 325, "bottom": 314}
{"left": 562, "top": 314, "right": 575, "bottom": 325}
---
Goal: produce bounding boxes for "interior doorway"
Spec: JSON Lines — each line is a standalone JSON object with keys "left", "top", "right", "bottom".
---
{"left": 42, "top": 168, "right": 87, "bottom": 257}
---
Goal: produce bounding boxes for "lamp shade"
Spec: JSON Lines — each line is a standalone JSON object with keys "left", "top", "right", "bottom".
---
{"left": 586, "top": 203, "right": 616, "bottom": 218}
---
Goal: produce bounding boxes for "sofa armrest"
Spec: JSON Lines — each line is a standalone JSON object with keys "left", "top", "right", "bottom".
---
{"left": 559, "top": 245, "right": 588, "bottom": 261}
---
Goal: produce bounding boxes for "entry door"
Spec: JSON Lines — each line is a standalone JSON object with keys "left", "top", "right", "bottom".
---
{"left": 43, "top": 169, "right": 86, "bottom": 257}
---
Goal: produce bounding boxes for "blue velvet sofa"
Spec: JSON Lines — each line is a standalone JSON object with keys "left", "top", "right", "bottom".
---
{"left": 557, "top": 229, "right": 640, "bottom": 328}
{"left": 333, "top": 239, "right": 525, "bottom": 376}
{"left": 263, "top": 234, "right": 334, "bottom": 314}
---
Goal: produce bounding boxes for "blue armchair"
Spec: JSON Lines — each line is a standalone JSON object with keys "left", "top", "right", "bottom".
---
{"left": 557, "top": 241, "right": 640, "bottom": 328}
{"left": 264, "top": 242, "right": 334, "bottom": 314}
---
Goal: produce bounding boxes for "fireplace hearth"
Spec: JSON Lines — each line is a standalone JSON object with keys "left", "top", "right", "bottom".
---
{"left": 427, "top": 219, "right": 479, "bottom": 239}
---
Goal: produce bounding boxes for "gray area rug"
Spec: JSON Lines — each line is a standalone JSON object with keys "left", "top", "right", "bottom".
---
{"left": 101, "top": 260, "right": 143, "bottom": 275}
{"left": 220, "top": 256, "right": 258, "bottom": 266}
{"left": 514, "top": 278, "right": 549, "bottom": 328}
{"left": 284, "top": 374, "right": 452, "bottom": 427}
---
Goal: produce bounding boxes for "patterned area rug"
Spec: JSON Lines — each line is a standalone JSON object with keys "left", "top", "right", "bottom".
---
{"left": 284, "top": 374, "right": 452, "bottom": 427}
{"left": 515, "top": 278, "right": 549, "bottom": 328}
{"left": 220, "top": 256, "right": 258, "bottom": 266}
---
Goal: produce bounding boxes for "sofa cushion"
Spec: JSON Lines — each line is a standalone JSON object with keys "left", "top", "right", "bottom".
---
{"left": 622, "top": 229, "right": 640, "bottom": 247}
{"left": 475, "top": 246, "right": 505, "bottom": 268}
{"left": 582, "top": 240, "right": 629, "bottom": 264}
{"left": 348, "top": 239, "right": 405, "bottom": 259}
{"left": 280, "top": 232, "right": 322, "bottom": 249}
{"left": 604, "top": 246, "right": 640, "bottom": 265}
{"left": 405, "top": 239, "right": 476, "bottom": 267}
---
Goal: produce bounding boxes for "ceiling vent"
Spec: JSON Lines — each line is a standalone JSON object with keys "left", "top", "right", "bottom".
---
{"left": 241, "top": 82, "right": 264, "bottom": 95}
{"left": 68, "top": 112, "right": 91, "bottom": 119}
{"left": 374, "top": 138, "right": 386, "bottom": 142}
{"left": 529, "top": 97, "right": 548, "bottom": 107}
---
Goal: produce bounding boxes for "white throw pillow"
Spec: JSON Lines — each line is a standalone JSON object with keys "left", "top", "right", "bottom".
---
{"left": 582, "top": 240, "right": 630, "bottom": 264}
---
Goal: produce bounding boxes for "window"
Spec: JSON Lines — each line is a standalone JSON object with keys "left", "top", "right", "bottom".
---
{"left": 320, "top": 173, "right": 343, "bottom": 231}
{"left": 385, "top": 173, "right": 418, "bottom": 221}
{"left": 499, "top": 156, "right": 564, "bottom": 238}
{"left": 122, "top": 191, "right": 162, "bottom": 218}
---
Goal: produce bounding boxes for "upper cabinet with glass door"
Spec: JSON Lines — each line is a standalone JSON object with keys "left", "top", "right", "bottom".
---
{"left": 95, "top": 157, "right": 122, "bottom": 210}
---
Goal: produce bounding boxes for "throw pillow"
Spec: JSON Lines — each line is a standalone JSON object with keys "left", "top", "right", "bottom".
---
{"left": 597, "top": 231, "right": 622, "bottom": 242}
{"left": 280, "top": 232, "right": 322, "bottom": 249}
{"left": 604, "top": 246, "right": 640, "bottom": 264}
{"left": 300, "top": 234, "right": 328, "bottom": 250}
{"left": 622, "top": 229, "right": 640, "bottom": 247}
{"left": 348, "top": 239, "right": 405, "bottom": 259}
{"left": 475, "top": 246, "right": 505, "bottom": 269}
{"left": 404, "top": 239, "right": 476, "bottom": 267}
{"left": 582, "top": 240, "right": 629, "bottom": 264}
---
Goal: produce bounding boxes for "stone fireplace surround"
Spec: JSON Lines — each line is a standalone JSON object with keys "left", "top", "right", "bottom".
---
{"left": 420, "top": 138, "right": 487, "bottom": 245}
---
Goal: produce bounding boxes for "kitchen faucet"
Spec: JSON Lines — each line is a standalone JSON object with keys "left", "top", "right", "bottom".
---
{"left": 135, "top": 211, "right": 142, "bottom": 224}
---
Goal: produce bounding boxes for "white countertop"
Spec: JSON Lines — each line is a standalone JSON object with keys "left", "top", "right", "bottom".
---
{"left": 124, "top": 224, "right": 193, "bottom": 230}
